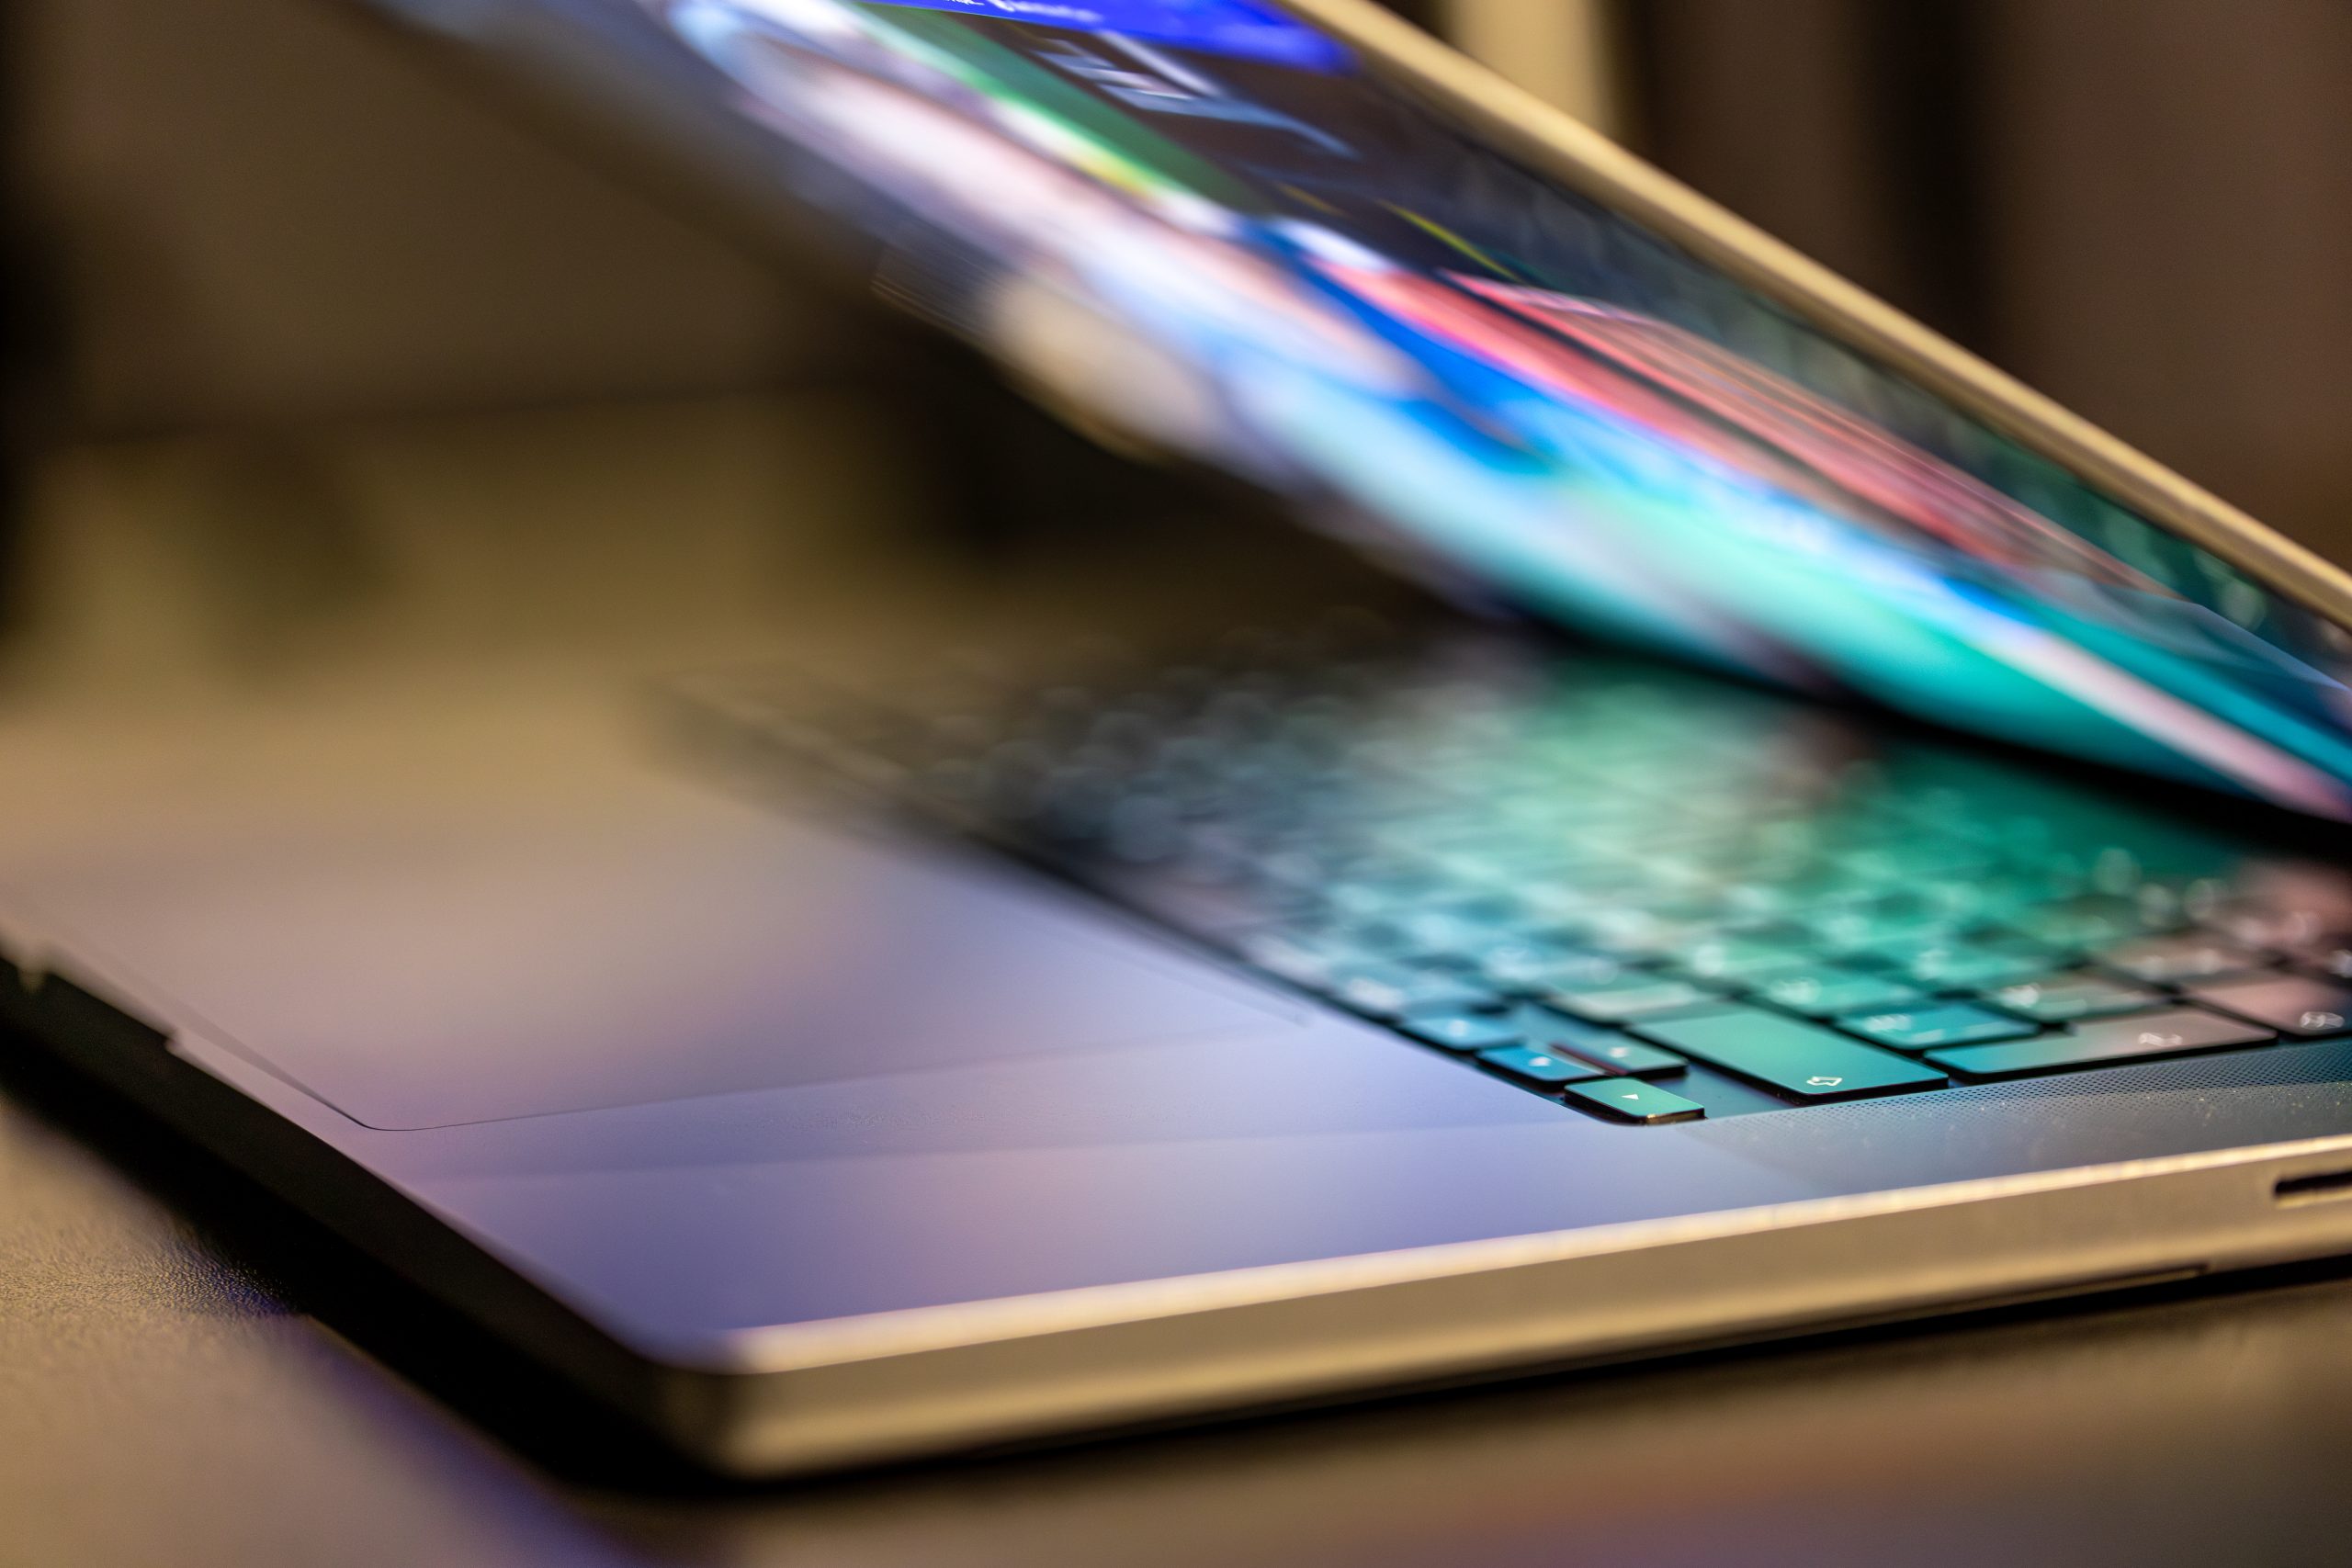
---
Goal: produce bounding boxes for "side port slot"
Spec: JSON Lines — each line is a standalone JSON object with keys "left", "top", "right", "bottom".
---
{"left": 2273, "top": 1168, "right": 2352, "bottom": 1205}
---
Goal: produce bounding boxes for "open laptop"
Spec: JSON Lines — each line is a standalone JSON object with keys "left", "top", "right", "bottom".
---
{"left": 16, "top": 0, "right": 2352, "bottom": 1477}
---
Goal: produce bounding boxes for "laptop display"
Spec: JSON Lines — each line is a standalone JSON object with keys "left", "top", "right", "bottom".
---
{"left": 493, "top": 0, "right": 2352, "bottom": 818}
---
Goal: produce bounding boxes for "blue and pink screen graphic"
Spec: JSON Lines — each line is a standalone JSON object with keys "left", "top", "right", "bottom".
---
{"left": 651, "top": 0, "right": 2352, "bottom": 818}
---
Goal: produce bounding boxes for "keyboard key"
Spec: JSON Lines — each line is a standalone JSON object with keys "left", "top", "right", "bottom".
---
{"left": 1747, "top": 964, "right": 1928, "bottom": 1019}
{"left": 1832, "top": 840, "right": 1993, "bottom": 883}
{"left": 1319, "top": 874, "right": 1441, "bottom": 921}
{"left": 1810, "top": 904, "right": 1963, "bottom": 952}
{"left": 1576, "top": 909, "right": 1719, "bottom": 958}
{"left": 1399, "top": 1010, "right": 1525, "bottom": 1054}
{"left": 1331, "top": 963, "right": 1501, "bottom": 1020}
{"left": 1679, "top": 936, "right": 1822, "bottom": 981}
{"left": 1478, "top": 944, "right": 1630, "bottom": 991}
{"left": 1838, "top": 1003, "right": 2039, "bottom": 1052}
{"left": 2096, "top": 934, "right": 2271, "bottom": 985}
{"left": 1477, "top": 1043, "right": 1609, "bottom": 1087}
{"left": 1382, "top": 900, "right": 1532, "bottom": 955}
{"left": 2211, "top": 903, "right": 2335, "bottom": 953}
{"left": 1566, "top": 1035, "right": 1690, "bottom": 1078}
{"left": 2188, "top": 976, "right": 2352, "bottom": 1037}
{"left": 2010, "top": 895, "right": 2164, "bottom": 950}
{"left": 2288, "top": 942, "right": 2352, "bottom": 981}
{"left": 1539, "top": 976, "right": 1721, "bottom": 1023}
{"left": 1517, "top": 1010, "right": 1690, "bottom": 1077}
{"left": 1986, "top": 972, "right": 2166, "bottom": 1023}
{"left": 1561, "top": 1077, "right": 1706, "bottom": 1124}
{"left": 1633, "top": 1007, "right": 1947, "bottom": 1100}
{"left": 1237, "top": 928, "right": 1379, "bottom": 987}
{"left": 1927, "top": 1007, "right": 2275, "bottom": 1078}
{"left": 1866, "top": 935, "right": 2064, "bottom": 989}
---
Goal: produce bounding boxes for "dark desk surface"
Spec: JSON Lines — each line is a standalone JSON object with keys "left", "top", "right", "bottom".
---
{"left": 7, "top": 404, "right": 2351, "bottom": 1568}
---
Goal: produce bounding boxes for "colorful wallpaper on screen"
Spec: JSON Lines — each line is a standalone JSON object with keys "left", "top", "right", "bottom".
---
{"left": 646, "top": 0, "right": 2352, "bottom": 818}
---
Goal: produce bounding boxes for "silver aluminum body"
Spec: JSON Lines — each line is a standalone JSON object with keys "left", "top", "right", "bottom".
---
{"left": 11, "top": 692, "right": 2352, "bottom": 1475}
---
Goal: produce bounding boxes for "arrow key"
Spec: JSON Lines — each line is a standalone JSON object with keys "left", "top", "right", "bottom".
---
{"left": 1562, "top": 1077, "right": 1706, "bottom": 1125}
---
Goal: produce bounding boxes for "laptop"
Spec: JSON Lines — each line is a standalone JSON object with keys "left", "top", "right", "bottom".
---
{"left": 15, "top": 0, "right": 2352, "bottom": 1476}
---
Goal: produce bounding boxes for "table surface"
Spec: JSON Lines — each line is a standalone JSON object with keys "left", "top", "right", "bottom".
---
{"left": 7, "top": 402, "right": 2352, "bottom": 1568}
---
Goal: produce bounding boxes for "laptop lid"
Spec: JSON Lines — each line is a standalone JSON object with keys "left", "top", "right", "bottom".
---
{"left": 355, "top": 0, "right": 2352, "bottom": 819}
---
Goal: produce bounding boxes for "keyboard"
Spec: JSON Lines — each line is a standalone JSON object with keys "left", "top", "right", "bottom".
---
{"left": 707, "top": 622, "right": 2352, "bottom": 1124}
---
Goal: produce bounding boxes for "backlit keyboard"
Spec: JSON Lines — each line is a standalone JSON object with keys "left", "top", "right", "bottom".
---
{"left": 705, "top": 625, "right": 2352, "bottom": 1123}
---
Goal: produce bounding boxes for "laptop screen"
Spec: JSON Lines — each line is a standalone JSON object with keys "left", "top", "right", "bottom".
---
{"left": 454, "top": 0, "right": 2352, "bottom": 818}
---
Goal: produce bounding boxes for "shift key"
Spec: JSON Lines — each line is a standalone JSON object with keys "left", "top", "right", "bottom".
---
{"left": 1928, "top": 1007, "right": 2272, "bottom": 1079}
{"left": 1633, "top": 1007, "right": 1946, "bottom": 1101}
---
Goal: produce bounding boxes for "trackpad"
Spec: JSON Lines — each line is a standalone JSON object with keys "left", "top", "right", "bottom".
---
{"left": 16, "top": 790, "right": 1295, "bottom": 1130}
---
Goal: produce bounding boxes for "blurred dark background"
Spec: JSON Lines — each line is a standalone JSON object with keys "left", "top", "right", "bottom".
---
{"left": 2, "top": 0, "right": 2349, "bottom": 650}
{"left": 1629, "top": 0, "right": 2352, "bottom": 559}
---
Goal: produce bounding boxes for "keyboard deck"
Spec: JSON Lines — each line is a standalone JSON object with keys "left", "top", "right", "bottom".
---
{"left": 715, "top": 625, "right": 2352, "bottom": 1124}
